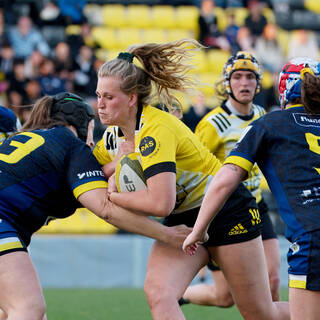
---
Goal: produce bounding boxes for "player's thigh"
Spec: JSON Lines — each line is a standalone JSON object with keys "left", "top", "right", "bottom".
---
{"left": 0, "top": 251, "right": 45, "bottom": 312}
{"left": 145, "top": 240, "right": 209, "bottom": 298}
{"left": 290, "top": 288, "right": 320, "bottom": 320}
{"left": 209, "top": 236, "right": 273, "bottom": 313}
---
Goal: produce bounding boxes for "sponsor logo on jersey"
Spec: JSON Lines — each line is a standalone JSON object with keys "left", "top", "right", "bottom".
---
{"left": 77, "top": 170, "right": 104, "bottom": 179}
{"left": 228, "top": 223, "right": 248, "bottom": 235}
{"left": 293, "top": 113, "right": 320, "bottom": 128}
{"left": 139, "top": 136, "right": 156, "bottom": 156}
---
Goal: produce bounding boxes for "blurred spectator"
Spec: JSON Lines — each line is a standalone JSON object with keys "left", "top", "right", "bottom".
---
{"left": 224, "top": 12, "right": 240, "bottom": 54}
{"left": 87, "top": 96, "right": 106, "bottom": 144}
{"left": 66, "top": 22, "right": 100, "bottom": 59}
{"left": 24, "top": 49, "right": 45, "bottom": 80}
{"left": 39, "top": 1, "right": 65, "bottom": 26}
{"left": 53, "top": 41, "right": 76, "bottom": 91}
{"left": 183, "top": 93, "right": 211, "bottom": 132}
{"left": 0, "top": 42, "right": 15, "bottom": 77}
{"left": 198, "top": 0, "right": 230, "bottom": 50}
{"left": 235, "top": 26, "right": 255, "bottom": 53}
{"left": 25, "top": 79, "right": 42, "bottom": 105}
{"left": 8, "top": 16, "right": 50, "bottom": 59}
{"left": 0, "top": 9, "right": 9, "bottom": 51}
{"left": 244, "top": 0, "right": 267, "bottom": 45}
{"left": 254, "top": 23, "right": 284, "bottom": 73}
{"left": 57, "top": 0, "right": 87, "bottom": 25}
{"left": 7, "top": 58, "right": 28, "bottom": 106}
{"left": 287, "top": 29, "right": 319, "bottom": 61}
{"left": 38, "top": 57, "right": 66, "bottom": 96}
{"left": 73, "top": 45, "right": 96, "bottom": 97}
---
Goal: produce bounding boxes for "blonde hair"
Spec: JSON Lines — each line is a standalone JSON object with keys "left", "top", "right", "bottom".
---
{"left": 98, "top": 39, "right": 203, "bottom": 114}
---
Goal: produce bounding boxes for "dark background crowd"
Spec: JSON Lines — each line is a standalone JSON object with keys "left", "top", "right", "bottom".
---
{"left": 0, "top": 0, "right": 319, "bottom": 137}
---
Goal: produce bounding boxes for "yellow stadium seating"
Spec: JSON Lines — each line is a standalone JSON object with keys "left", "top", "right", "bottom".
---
{"left": 305, "top": 0, "right": 320, "bottom": 13}
{"left": 207, "top": 49, "right": 230, "bottom": 75}
{"left": 262, "top": 7, "right": 275, "bottom": 24}
{"left": 191, "top": 50, "right": 209, "bottom": 74}
{"left": 102, "top": 4, "right": 127, "bottom": 28}
{"left": 37, "top": 208, "right": 118, "bottom": 234}
{"left": 141, "top": 29, "right": 167, "bottom": 44}
{"left": 197, "top": 72, "right": 220, "bottom": 97}
{"left": 117, "top": 28, "right": 142, "bottom": 50}
{"left": 175, "top": 6, "right": 199, "bottom": 31}
{"left": 167, "top": 29, "right": 195, "bottom": 42}
{"left": 83, "top": 4, "right": 103, "bottom": 26}
{"left": 127, "top": 5, "right": 153, "bottom": 29}
{"left": 91, "top": 26, "right": 118, "bottom": 50}
{"left": 214, "top": 7, "right": 228, "bottom": 32}
{"left": 151, "top": 5, "right": 177, "bottom": 29}
{"left": 277, "top": 28, "right": 290, "bottom": 57}
{"left": 226, "top": 7, "right": 248, "bottom": 27}
{"left": 65, "top": 24, "right": 81, "bottom": 36}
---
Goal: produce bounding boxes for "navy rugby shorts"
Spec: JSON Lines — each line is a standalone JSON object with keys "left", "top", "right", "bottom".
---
{"left": 163, "top": 183, "right": 262, "bottom": 247}
{"left": 288, "top": 229, "right": 320, "bottom": 291}
{"left": 0, "top": 218, "right": 27, "bottom": 256}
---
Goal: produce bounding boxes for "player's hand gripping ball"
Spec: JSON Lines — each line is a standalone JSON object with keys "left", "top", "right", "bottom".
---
{"left": 115, "top": 153, "right": 147, "bottom": 192}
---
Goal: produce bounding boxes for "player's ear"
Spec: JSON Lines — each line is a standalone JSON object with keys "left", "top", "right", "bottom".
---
{"left": 128, "top": 92, "right": 138, "bottom": 108}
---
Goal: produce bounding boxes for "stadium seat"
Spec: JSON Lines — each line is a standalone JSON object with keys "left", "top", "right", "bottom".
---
{"left": 262, "top": 7, "right": 275, "bottom": 24}
{"left": 207, "top": 49, "right": 230, "bottom": 75}
{"left": 277, "top": 28, "right": 290, "bottom": 57}
{"left": 151, "top": 5, "right": 177, "bottom": 29}
{"left": 141, "top": 29, "right": 167, "bottom": 44}
{"left": 117, "top": 28, "right": 142, "bottom": 50}
{"left": 91, "top": 26, "right": 118, "bottom": 50}
{"left": 167, "top": 29, "right": 195, "bottom": 42}
{"left": 175, "top": 6, "right": 199, "bottom": 31}
{"left": 127, "top": 5, "right": 152, "bottom": 28}
{"left": 83, "top": 4, "right": 103, "bottom": 26}
{"left": 305, "top": 0, "right": 320, "bottom": 13}
{"left": 102, "top": 4, "right": 127, "bottom": 28}
{"left": 191, "top": 50, "right": 209, "bottom": 74}
{"left": 226, "top": 7, "right": 248, "bottom": 27}
{"left": 197, "top": 72, "right": 219, "bottom": 97}
{"left": 214, "top": 7, "right": 228, "bottom": 32}
{"left": 65, "top": 24, "right": 81, "bottom": 36}
{"left": 37, "top": 208, "right": 118, "bottom": 234}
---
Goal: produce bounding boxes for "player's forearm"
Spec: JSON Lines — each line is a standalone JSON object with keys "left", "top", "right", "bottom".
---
{"left": 109, "top": 189, "right": 174, "bottom": 217}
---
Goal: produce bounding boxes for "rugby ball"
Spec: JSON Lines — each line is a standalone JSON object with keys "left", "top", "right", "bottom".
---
{"left": 115, "top": 152, "right": 147, "bottom": 192}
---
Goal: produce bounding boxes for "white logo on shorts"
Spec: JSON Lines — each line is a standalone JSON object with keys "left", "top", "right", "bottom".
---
{"left": 290, "top": 242, "right": 300, "bottom": 255}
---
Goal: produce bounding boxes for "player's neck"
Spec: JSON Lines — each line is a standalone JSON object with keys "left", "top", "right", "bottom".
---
{"left": 227, "top": 98, "right": 253, "bottom": 116}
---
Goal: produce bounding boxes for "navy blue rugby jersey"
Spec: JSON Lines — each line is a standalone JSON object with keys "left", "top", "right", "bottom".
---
{"left": 225, "top": 105, "right": 320, "bottom": 239}
{"left": 0, "top": 126, "right": 107, "bottom": 244}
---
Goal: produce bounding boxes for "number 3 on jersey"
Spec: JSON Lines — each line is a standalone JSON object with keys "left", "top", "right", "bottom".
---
{"left": 305, "top": 132, "right": 320, "bottom": 175}
{"left": 0, "top": 132, "right": 44, "bottom": 164}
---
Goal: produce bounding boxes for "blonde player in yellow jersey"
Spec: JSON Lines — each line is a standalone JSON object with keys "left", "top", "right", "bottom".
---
{"left": 180, "top": 51, "right": 281, "bottom": 307}
{"left": 93, "top": 40, "right": 289, "bottom": 320}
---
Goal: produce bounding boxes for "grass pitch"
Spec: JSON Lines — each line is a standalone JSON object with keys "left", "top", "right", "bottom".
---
{"left": 44, "top": 288, "right": 289, "bottom": 320}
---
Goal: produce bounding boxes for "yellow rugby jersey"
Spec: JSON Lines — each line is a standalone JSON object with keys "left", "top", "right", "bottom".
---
{"left": 93, "top": 105, "right": 222, "bottom": 213}
{"left": 195, "top": 101, "right": 265, "bottom": 202}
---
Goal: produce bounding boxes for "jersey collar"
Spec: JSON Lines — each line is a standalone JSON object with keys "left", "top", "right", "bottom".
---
{"left": 118, "top": 103, "right": 143, "bottom": 137}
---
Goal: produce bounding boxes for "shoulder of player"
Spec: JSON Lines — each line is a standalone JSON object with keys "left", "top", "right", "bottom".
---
{"left": 252, "top": 104, "right": 266, "bottom": 117}
{"left": 199, "top": 106, "right": 232, "bottom": 133}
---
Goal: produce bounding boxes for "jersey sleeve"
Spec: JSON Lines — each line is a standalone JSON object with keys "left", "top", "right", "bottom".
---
{"left": 195, "top": 119, "right": 221, "bottom": 154}
{"left": 138, "top": 123, "right": 177, "bottom": 179}
{"left": 67, "top": 143, "right": 108, "bottom": 199}
{"left": 93, "top": 131, "right": 112, "bottom": 165}
{"left": 224, "top": 119, "right": 265, "bottom": 173}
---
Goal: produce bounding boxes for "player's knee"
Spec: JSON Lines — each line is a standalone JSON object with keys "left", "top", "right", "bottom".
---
{"left": 8, "top": 301, "right": 46, "bottom": 320}
{"left": 214, "top": 291, "right": 234, "bottom": 308}
{"left": 268, "top": 271, "right": 280, "bottom": 301}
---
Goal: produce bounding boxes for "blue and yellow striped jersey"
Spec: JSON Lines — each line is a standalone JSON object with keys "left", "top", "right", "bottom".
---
{"left": 225, "top": 105, "right": 320, "bottom": 238}
{"left": 0, "top": 126, "right": 107, "bottom": 244}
